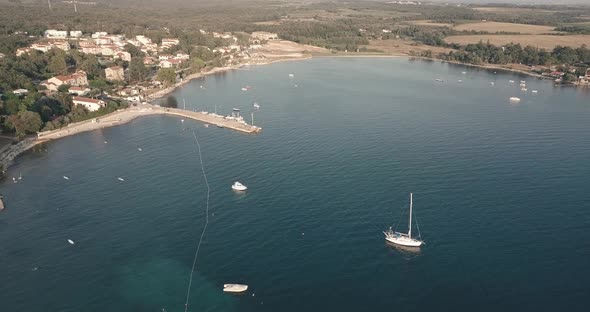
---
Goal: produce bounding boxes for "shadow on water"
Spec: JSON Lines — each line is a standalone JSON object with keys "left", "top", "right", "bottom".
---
{"left": 117, "top": 257, "right": 238, "bottom": 312}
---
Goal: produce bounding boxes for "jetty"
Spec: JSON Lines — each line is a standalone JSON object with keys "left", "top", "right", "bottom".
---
{"left": 36, "top": 103, "right": 261, "bottom": 143}
{"left": 153, "top": 106, "right": 261, "bottom": 134}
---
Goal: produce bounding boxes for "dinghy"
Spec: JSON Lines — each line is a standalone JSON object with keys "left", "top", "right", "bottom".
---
{"left": 223, "top": 284, "right": 248, "bottom": 293}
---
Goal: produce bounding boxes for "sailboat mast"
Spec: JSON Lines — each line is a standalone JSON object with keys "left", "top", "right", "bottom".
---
{"left": 183, "top": 98, "right": 186, "bottom": 110}
{"left": 408, "top": 193, "right": 413, "bottom": 238}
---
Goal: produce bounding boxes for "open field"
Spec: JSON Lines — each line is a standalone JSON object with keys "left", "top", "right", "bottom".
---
{"left": 453, "top": 22, "right": 558, "bottom": 34}
{"left": 406, "top": 20, "right": 453, "bottom": 28}
{"left": 366, "top": 39, "right": 454, "bottom": 56}
{"left": 444, "top": 34, "right": 590, "bottom": 49}
{"left": 473, "top": 7, "right": 555, "bottom": 14}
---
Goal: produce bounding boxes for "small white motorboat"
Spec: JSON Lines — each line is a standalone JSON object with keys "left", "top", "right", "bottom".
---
{"left": 63, "top": 176, "right": 69, "bottom": 180}
{"left": 457, "top": 80, "right": 463, "bottom": 83}
{"left": 232, "top": 181, "right": 247, "bottom": 191}
{"left": 223, "top": 284, "right": 248, "bottom": 293}
{"left": 509, "top": 97, "right": 521, "bottom": 102}
{"left": 521, "top": 88, "right": 528, "bottom": 91}
{"left": 253, "top": 102, "right": 260, "bottom": 109}
{"left": 461, "top": 71, "right": 466, "bottom": 74}
{"left": 204, "top": 124, "right": 209, "bottom": 128}
{"left": 489, "top": 82, "right": 495, "bottom": 86}
{"left": 241, "top": 87, "right": 247, "bottom": 91}
{"left": 118, "top": 177, "right": 125, "bottom": 182}
{"left": 509, "top": 80, "right": 515, "bottom": 83}
{"left": 289, "top": 73, "right": 294, "bottom": 78}
{"left": 520, "top": 80, "right": 526, "bottom": 84}
{"left": 435, "top": 78, "right": 443, "bottom": 82}
{"left": 532, "top": 90, "right": 538, "bottom": 94}
{"left": 67, "top": 239, "right": 75, "bottom": 245}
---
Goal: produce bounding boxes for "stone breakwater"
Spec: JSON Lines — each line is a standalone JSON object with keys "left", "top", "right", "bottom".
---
{"left": 0, "top": 138, "right": 37, "bottom": 170}
{"left": 0, "top": 104, "right": 261, "bottom": 172}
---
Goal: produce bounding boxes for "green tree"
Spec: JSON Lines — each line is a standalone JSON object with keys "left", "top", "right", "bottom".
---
{"left": 164, "top": 96, "right": 178, "bottom": 108}
{"left": 190, "top": 58, "right": 206, "bottom": 73}
{"left": 124, "top": 44, "right": 144, "bottom": 58}
{"left": 156, "top": 68, "right": 176, "bottom": 87}
{"left": 80, "top": 54, "right": 103, "bottom": 79}
{"left": 58, "top": 84, "right": 71, "bottom": 93}
{"left": 47, "top": 49, "right": 68, "bottom": 74}
{"left": 6, "top": 110, "right": 42, "bottom": 138}
{"left": 2, "top": 94, "right": 21, "bottom": 115}
{"left": 128, "top": 57, "right": 148, "bottom": 82}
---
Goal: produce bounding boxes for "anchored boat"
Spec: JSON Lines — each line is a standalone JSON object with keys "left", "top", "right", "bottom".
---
{"left": 232, "top": 181, "right": 247, "bottom": 191}
{"left": 223, "top": 284, "right": 248, "bottom": 293}
{"left": 384, "top": 193, "right": 424, "bottom": 247}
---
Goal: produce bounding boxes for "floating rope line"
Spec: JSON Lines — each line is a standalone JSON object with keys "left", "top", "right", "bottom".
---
{"left": 184, "top": 130, "right": 211, "bottom": 312}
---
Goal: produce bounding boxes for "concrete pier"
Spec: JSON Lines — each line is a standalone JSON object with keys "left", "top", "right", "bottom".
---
{"left": 153, "top": 106, "right": 261, "bottom": 134}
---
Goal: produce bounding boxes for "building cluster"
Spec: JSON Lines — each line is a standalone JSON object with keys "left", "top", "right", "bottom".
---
{"left": 576, "top": 68, "right": 590, "bottom": 86}
{"left": 16, "top": 30, "right": 183, "bottom": 65}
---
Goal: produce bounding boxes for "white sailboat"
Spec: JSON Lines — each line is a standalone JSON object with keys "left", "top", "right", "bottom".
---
{"left": 384, "top": 193, "right": 424, "bottom": 247}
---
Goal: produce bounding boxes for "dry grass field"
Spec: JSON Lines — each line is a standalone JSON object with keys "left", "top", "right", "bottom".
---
{"left": 444, "top": 35, "right": 590, "bottom": 50}
{"left": 473, "top": 7, "right": 555, "bottom": 14}
{"left": 453, "top": 22, "right": 558, "bottom": 34}
{"left": 366, "top": 39, "right": 454, "bottom": 56}
{"left": 407, "top": 20, "right": 453, "bottom": 28}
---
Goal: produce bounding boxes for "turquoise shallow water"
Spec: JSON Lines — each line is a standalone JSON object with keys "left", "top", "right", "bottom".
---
{"left": 1, "top": 58, "right": 590, "bottom": 311}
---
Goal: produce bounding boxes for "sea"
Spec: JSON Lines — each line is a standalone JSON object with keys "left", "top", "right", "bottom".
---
{"left": 1, "top": 57, "right": 589, "bottom": 312}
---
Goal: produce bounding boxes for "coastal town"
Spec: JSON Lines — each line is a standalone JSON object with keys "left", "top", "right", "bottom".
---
{"left": 0, "top": 27, "right": 321, "bottom": 174}
{"left": 9, "top": 29, "right": 289, "bottom": 107}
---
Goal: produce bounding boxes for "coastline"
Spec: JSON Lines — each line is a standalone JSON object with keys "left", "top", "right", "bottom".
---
{"left": 0, "top": 53, "right": 577, "bottom": 174}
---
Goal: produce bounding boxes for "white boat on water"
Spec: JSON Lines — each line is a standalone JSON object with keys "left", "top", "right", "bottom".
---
{"left": 521, "top": 87, "right": 528, "bottom": 91}
{"left": 532, "top": 90, "right": 538, "bottom": 94}
{"left": 67, "top": 239, "right": 75, "bottom": 245}
{"left": 509, "top": 80, "right": 515, "bottom": 83}
{"left": 489, "top": 82, "right": 495, "bottom": 86}
{"left": 253, "top": 102, "right": 260, "bottom": 109}
{"left": 520, "top": 80, "right": 526, "bottom": 84}
{"left": 289, "top": 73, "right": 294, "bottom": 78}
{"left": 509, "top": 97, "right": 521, "bottom": 102}
{"left": 232, "top": 181, "right": 247, "bottom": 191}
{"left": 384, "top": 193, "right": 424, "bottom": 247}
{"left": 461, "top": 71, "right": 466, "bottom": 74}
{"left": 457, "top": 80, "right": 463, "bottom": 83}
{"left": 223, "top": 284, "right": 248, "bottom": 293}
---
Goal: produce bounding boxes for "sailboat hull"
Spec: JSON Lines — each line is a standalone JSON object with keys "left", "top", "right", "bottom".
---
{"left": 385, "top": 236, "right": 423, "bottom": 247}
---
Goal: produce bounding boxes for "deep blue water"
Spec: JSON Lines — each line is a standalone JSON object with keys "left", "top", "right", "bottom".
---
{"left": 1, "top": 58, "right": 590, "bottom": 311}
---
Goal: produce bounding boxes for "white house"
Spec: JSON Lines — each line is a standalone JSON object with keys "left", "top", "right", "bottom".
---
{"left": 12, "top": 89, "right": 29, "bottom": 96}
{"left": 114, "top": 51, "right": 131, "bottom": 62}
{"left": 161, "top": 38, "right": 180, "bottom": 47}
{"left": 136, "top": 35, "right": 152, "bottom": 45}
{"left": 69, "top": 31, "right": 83, "bottom": 38}
{"left": 158, "top": 54, "right": 173, "bottom": 61}
{"left": 72, "top": 96, "right": 106, "bottom": 112}
{"left": 92, "top": 32, "right": 108, "bottom": 39}
{"left": 251, "top": 32, "right": 278, "bottom": 41}
{"left": 175, "top": 52, "right": 190, "bottom": 60}
{"left": 105, "top": 66, "right": 125, "bottom": 81}
{"left": 42, "top": 71, "right": 88, "bottom": 91}
{"left": 44, "top": 29, "right": 68, "bottom": 39}
{"left": 68, "top": 86, "right": 90, "bottom": 96}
